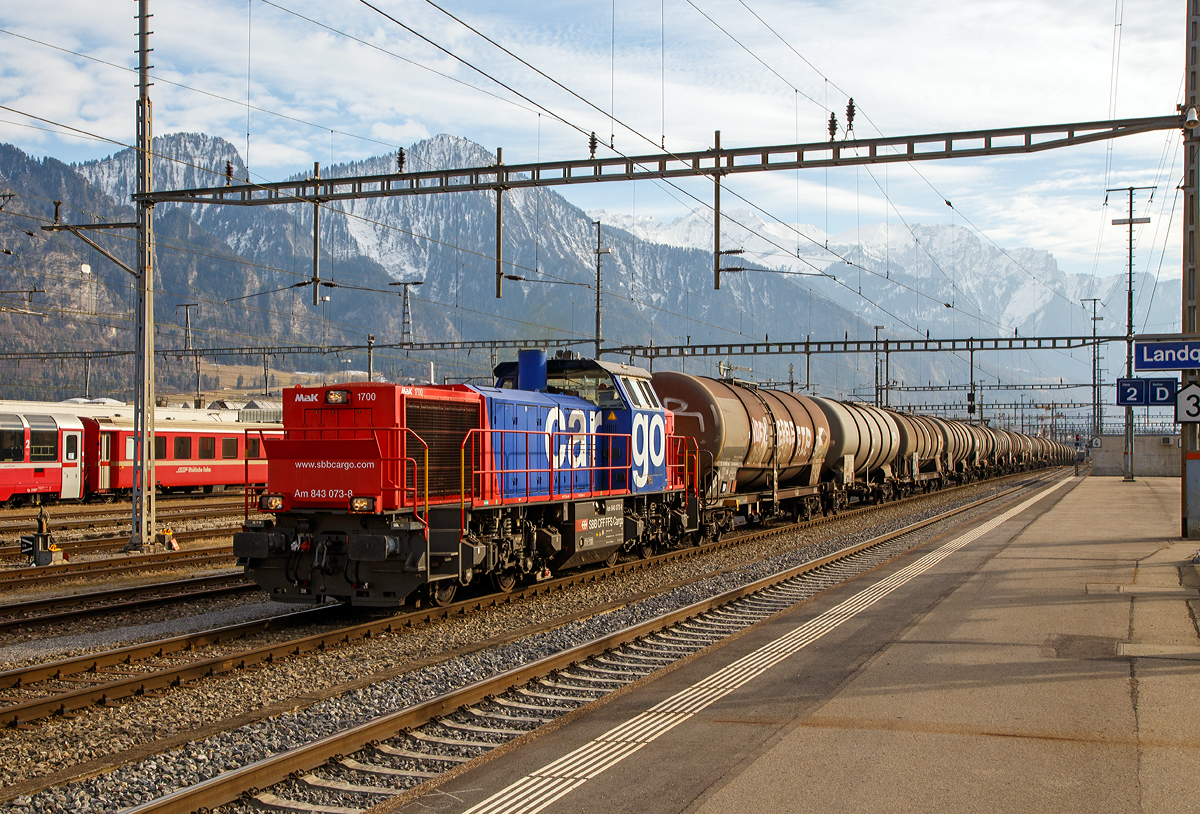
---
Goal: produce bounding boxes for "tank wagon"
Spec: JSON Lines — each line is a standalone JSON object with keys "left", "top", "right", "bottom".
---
{"left": 233, "top": 355, "right": 1073, "bottom": 609}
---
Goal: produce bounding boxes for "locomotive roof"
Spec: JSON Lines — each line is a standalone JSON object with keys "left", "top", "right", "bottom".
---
{"left": 492, "top": 357, "right": 651, "bottom": 382}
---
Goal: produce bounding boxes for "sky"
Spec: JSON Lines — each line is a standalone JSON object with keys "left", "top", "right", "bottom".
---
{"left": 0, "top": 0, "right": 1188, "bottom": 290}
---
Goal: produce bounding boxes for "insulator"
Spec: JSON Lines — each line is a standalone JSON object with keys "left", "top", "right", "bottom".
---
{"left": 225, "top": 160, "right": 233, "bottom": 186}
{"left": 828, "top": 112, "right": 837, "bottom": 141}
{"left": 845, "top": 98, "right": 855, "bottom": 131}
{"left": 397, "top": 148, "right": 406, "bottom": 173}
{"left": 588, "top": 131, "right": 598, "bottom": 159}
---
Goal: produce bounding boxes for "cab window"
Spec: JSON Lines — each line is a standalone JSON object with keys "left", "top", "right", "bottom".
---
{"left": 620, "top": 376, "right": 647, "bottom": 408}
{"left": 635, "top": 379, "right": 660, "bottom": 408}
{"left": 596, "top": 380, "right": 622, "bottom": 408}
{"left": 545, "top": 371, "right": 618, "bottom": 407}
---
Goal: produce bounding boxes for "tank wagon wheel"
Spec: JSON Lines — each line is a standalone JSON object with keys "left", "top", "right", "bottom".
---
{"left": 491, "top": 569, "right": 519, "bottom": 593}
{"left": 604, "top": 550, "right": 620, "bottom": 568}
{"left": 637, "top": 540, "right": 656, "bottom": 560}
{"left": 428, "top": 581, "right": 457, "bottom": 607}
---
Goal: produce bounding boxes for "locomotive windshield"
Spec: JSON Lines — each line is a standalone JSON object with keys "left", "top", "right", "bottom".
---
{"left": 546, "top": 371, "right": 623, "bottom": 408}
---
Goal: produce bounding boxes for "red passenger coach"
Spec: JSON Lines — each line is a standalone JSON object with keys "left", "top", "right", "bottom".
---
{"left": 0, "top": 413, "right": 85, "bottom": 504}
{"left": 81, "top": 416, "right": 280, "bottom": 497}
{"left": 265, "top": 383, "right": 488, "bottom": 515}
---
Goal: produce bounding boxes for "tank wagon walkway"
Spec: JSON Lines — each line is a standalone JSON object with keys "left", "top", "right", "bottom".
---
{"left": 380, "top": 475, "right": 1200, "bottom": 814}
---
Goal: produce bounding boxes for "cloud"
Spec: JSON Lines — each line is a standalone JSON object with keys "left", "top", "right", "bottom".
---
{"left": 0, "top": 0, "right": 1185, "bottom": 279}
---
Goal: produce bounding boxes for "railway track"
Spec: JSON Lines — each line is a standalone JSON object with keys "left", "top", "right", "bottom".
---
{"left": 0, "top": 541, "right": 238, "bottom": 590}
{"left": 0, "top": 470, "right": 1051, "bottom": 734}
{"left": 0, "top": 523, "right": 245, "bottom": 561}
{"left": 0, "top": 574, "right": 255, "bottom": 634}
{"left": 108, "top": 470, "right": 1069, "bottom": 814}
{"left": 0, "top": 496, "right": 248, "bottom": 528}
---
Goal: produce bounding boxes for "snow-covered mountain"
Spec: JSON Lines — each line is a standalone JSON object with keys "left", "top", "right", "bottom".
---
{"left": 64, "top": 133, "right": 877, "bottom": 393}
{"left": 592, "top": 207, "right": 1178, "bottom": 341}
{"left": 592, "top": 206, "right": 1179, "bottom": 389}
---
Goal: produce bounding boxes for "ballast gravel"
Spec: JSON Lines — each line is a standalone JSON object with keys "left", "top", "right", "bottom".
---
{"left": 0, "top": 478, "right": 1051, "bottom": 813}
{"left": 0, "top": 599, "right": 297, "bottom": 665}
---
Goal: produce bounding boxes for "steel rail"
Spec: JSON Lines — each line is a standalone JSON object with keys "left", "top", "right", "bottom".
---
{"left": 0, "top": 469, "right": 1051, "bottom": 728}
{"left": 121, "top": 471, "right": 1067, "bottom": 814}
{"left": 0, "top": 496, "right": 246, "bottom": 524}
{"left": 0, "top": 545, "right": 237, "bottom": 590}
{"left": 0, "top": 576, "right": 254, "bottom": 634}
{"left": 0, "top": 526, "right": 242, "bottom": 560}
{"left": 0, "top": 505, "right": 249, "bottom": 538}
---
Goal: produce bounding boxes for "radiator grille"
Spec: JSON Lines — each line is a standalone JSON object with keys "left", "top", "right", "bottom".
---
{"left": 406, "top": 399, "right": 479, "bottom": 499}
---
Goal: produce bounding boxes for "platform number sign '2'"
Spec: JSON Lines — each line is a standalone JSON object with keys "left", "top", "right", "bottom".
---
{"left": 1177, "top": 383, "right": 1200, "bottom": 424}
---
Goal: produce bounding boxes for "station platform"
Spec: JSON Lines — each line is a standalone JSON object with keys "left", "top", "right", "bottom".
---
{"left": 380, "top": 475, "right": 1200, "bottom": 814}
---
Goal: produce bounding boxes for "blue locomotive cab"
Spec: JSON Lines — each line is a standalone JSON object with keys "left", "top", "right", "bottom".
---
{"left": 493, "top": 355, "right": 669, "bottom": 496}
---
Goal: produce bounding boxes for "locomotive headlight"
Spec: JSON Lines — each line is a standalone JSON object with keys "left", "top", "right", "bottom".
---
{"left": 259, "top": 494, "right": 285, "bottom": 511}
{"left": 325, "top": 389, "right": 351, "bottom": 405}
{"left": 350, "top": 496, "right": 376, "bottom": 513}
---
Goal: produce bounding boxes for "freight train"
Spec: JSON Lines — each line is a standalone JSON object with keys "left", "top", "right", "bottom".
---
{"left": 234, "top": 352, "right": 1074, "bottom": 608}
{"left": 0, "top": 402, "right": 281, "bottom": 505}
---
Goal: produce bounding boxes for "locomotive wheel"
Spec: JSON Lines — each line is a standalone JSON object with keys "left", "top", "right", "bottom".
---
{"left": 491, "top": 569, "right": 518, "bottom": 593}
{"left": 429, "top": 581, "right": 457, "bottom": 607}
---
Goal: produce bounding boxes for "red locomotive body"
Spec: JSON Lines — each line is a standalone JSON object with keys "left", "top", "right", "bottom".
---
{"left": 266, "top": 383, "right": 489, "bottom": 515}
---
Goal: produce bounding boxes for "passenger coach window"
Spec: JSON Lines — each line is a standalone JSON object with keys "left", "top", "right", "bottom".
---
{"left": 174, "top": 437, "right": 192, "bottom": 459}
{"left": 199, "top": 436, "right": 216, "bottom": 460}
{"left": 221, "top": 438, "right": 238, "bottom": 459}
{"left": 154, "top": 436, "right": 166, "bottom": 460}
{"left": 26, "top": 416, "right": 58, "bottom": 462}
{"left": 246, "top": 438, "right": 261, "bottom": 459}
{"left": 0, "top": 415, "right": 22, "bottom": 462}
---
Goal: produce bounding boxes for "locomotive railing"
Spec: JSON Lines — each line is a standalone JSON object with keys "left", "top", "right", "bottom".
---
{"left": 459, "top": 427, "right": 631, "bottom": 511}
{"left": 241, "top": 428, "right": 271, "bottom": 522}
{"left": 398, "top": 427, "right": 430, "bottom": 540}
{"left": 666, "top": 435, "right": 701, "bottom": 498}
